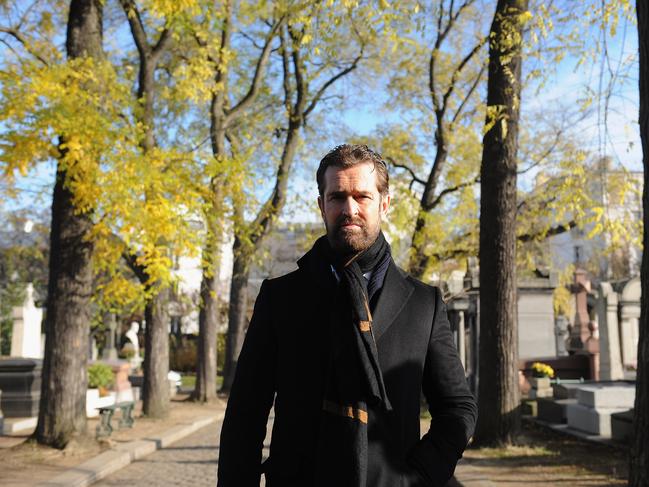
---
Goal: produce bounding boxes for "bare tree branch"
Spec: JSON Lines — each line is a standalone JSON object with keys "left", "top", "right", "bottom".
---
{"left": 303, "top": 48, "right": 363, "bottom": 118}
{"left": 226, "top": 16, "right": 284, "bottom": 122}
{"left": 428, "top": 175, "right": 480, "bottom": 209}
{"left": 387, "top": 157, "right": 426, "bottom": 187}
{"left": 451, "top": 63, "right": 486, "bottom": 124}
{"left": 119, "top": 0, "right": 150, "bottom": 59}
{"left": 0, "top": 26, "right": 49, "bottom": 65}
{"left": 442, "top": 36, "right": 488, "bottom": 112}
{"left": 517, "top": 221, "right": 577, "bottom": 243}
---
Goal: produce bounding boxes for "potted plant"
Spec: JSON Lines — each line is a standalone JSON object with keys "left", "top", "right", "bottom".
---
{"left": 86, "top": 363, "right": 116, "bottom": 418}
{"left": 530, "top": 362, "right": 554, "bottom": 391}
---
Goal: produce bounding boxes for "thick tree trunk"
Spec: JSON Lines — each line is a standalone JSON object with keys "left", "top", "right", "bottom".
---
{"left": 143, "top": 286, "right": 170, "bottom": 417}
{"left": 193, "top": 233, "right": 220, "bottom": 402}
{"left": 35, "top": 0, "right": 102, "bottom": 449}
{"left": 475, "top": 0, "right": 527, "bottom": 447}
{"left": 221, "top": 239, "right": 251, "bottom": 393}
{"left": 630, "top": 2, "right": 649, "bottom": 484}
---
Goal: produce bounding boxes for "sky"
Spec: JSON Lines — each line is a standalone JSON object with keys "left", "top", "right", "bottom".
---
{"left": 0, "top": 4, "right": 643, "bottom": 227}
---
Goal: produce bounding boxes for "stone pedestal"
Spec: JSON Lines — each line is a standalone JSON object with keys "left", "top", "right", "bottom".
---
{"left": 529, "top": 377, "right": 553, "bottom": 398}
{"left": 566, "top": 383, "right": 636, "bottom": 437}
{"left": 611, "top": 409, "right": 634, "bottom": 444}
{"left": 0, "top": 358, "right": 42, "bottom": 417}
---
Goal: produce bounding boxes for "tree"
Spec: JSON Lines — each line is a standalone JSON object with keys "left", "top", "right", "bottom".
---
{"left": 630, "top": 1, "right": 649, "bottom": 484}
{"left": 220, "top": 3, "right": 372, "bottom": 392}
{"left": 117, "top": 0, "right": 181, "bottom": 418}
{"left": 36, "top": 0, "right": 103, "bottom": 448}
{"left": 187, "top": 0, "right": 283, "bottom": 403}
{"left": 474, "top": 0, "right": 529, "bottom": 446}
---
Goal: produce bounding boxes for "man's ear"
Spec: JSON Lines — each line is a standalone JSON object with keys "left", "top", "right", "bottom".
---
{"left": 317, "top": 195, "right": 324, "bottom": 219}
{"left": 380, "top": 193, "right": 391, "bottom": 220}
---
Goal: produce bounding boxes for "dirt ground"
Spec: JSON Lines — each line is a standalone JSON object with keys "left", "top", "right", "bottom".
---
{"left": 0, "top": 393, "right": 225, "bottom": 487}
{"left": 1, "top": 400, "right": 629, "bottom": 487}
{"left": 459, "top": 419, "right": 629, "bottom": 486}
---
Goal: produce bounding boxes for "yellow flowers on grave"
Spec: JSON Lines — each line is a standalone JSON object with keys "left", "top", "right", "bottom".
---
{"left": 531, "top": 362, "right": 555, "bottom": 378}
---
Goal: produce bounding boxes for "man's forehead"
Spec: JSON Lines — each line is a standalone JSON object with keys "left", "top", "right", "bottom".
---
{"left": 323, "top": 162, "right": 378, "bottom": 188}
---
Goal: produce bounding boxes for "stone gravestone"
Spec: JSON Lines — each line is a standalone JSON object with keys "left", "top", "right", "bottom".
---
{"left": 596, "top": 282, "right": 624, "bottom": 380}
{"left": 101, "top": 313, "right": 119, "bottom": 361}
{"left": 554, "top": 315, "right": 570, "bottom": 356}
{"left": 10, "top": 284, "right": 43, "bottom": 359}
{"left": 618, "top": 277, "right": 640, "bottom": 371}
{"left": 569, "top": 269, "right": 591, "bottom": 352}
{"left": 566, "top": 383, "right": 636, "bottom": 437}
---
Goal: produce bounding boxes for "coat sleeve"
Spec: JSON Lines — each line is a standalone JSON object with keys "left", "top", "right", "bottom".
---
{"left": 217, "top": 279, "right": 276, "bottom": 487}
{"left": 406, "top": 287, "right": 477, "bottom": 487}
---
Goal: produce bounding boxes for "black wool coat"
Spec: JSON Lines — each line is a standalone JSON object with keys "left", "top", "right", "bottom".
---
{"left": 217, "top": 247, "right": 477, "bottom": 487}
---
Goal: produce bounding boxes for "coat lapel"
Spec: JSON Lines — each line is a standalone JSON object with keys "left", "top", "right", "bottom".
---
{"left": 371, "top": 260, "right": 414, "bottom": 342}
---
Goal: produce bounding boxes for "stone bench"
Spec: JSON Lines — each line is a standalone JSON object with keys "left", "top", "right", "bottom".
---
{"left": 96, "top": 401, "right": 135, "bottom": 439}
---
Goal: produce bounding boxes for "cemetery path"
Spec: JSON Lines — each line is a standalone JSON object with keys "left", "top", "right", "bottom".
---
{"left": 92, "top": 419, "right": 225, "bottom": 487}
{"left": 92, "top": 412, "right": 274, "bottom": 487}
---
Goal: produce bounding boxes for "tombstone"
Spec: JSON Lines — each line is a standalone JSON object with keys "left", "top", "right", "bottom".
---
{"left": 101, "top": 313, "right": 119, "bottom": 361}
{"left": 618, "top": 277, "right": 640, "bottom": 370}
{"left": 566, "top": 383, "right": 636, "bottom": 437}
{"left": 0, "top": 358, "right": 42, "bottom": 417}
{"left": 517, "top": 272, "right": 557, "bottom": 359}
{"left": 568, "top": 269, "right": 592, "bottom": 352}
{"left": 554, "top": 315, "right": 570, "bottom": 356}
{"left": 596, "top": 282, "right": 624, "bottom": 380}
{"left": 10, "top": 284, "right": 43, "bottom": 359}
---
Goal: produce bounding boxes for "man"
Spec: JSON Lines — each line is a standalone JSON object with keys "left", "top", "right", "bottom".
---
{"left": 217, "top": 144, "right": 477, "bottom": 487}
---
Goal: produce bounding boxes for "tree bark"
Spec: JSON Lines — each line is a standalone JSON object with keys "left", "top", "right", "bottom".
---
{"left": 143, "top": 286, "right": 170, "bottom": 417}
{"left": 222, "top": 237, "right": 251, "bottom": 392}
{"left": 35, "top": 0, "right": 103, "bottom": 448}
{"left": 192, "top": 228, "right": 220, "bottom": 402}
{"left": 630, "top": 2, "right": 649, "bottom": 484}
{"left": 475, "top": 0, "right": 527, "bottom": 447}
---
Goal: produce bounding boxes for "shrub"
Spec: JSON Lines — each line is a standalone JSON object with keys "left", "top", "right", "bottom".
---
{"left": 88, "top": 363, "right": 115, "bottom": 389}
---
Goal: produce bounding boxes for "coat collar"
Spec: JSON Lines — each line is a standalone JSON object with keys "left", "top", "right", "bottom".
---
{"left": 370, "top": 260, "right": 414, "bottom": 342}
{"left": 297, "top": 241, "right": 414, "bottom": 342}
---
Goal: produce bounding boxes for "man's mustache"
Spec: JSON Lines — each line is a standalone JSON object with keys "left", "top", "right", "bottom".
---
{"left": 335, "top": 217, "right": 364, "bottom": 229}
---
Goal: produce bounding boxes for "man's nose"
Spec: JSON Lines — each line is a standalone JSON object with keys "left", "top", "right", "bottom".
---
{"left": 341, "top": 196, "right": 358, "bottom": 216}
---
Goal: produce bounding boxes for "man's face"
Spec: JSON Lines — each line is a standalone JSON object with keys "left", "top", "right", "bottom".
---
{"left": 318, "top": 161, "right": 390, "bottom": 255}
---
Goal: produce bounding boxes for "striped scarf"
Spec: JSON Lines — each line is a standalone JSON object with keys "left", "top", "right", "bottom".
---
{"left": 312, "top": 232, "right": 392, "bottom": 487}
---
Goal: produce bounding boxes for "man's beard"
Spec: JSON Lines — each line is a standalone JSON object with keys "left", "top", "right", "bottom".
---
{"left": 326, "top": 215, "right": 380, "bottom": 255}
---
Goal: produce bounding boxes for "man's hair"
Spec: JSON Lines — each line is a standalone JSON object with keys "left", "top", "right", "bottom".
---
{"left": 316, "top": 144, "right": 389, "bottom": 197}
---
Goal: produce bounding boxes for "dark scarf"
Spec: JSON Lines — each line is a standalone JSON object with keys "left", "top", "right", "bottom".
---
{"left": 307, "top": 232, "right": 392, "bottom": 487}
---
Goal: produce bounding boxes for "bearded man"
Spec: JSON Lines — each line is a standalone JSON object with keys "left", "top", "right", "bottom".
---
{"left": 217, "top": 144, "right": 477, "bottom": 487}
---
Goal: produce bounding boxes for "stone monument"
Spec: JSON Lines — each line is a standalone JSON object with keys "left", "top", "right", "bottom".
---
{"left": 596, "top": 282, "right": 624, "bottom": 380}
{"left": 618, "top": 277, "right": 640, "bottom": 370}
{"left": 10, "top": 284, "right": 43, "bottom": 359}
{"left": 101, "top": 312, "right": 119, "bottom": 360}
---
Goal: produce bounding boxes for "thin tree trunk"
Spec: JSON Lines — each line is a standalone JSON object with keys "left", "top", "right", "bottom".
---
{"left": 35, "top": 0, "right": 102, "bottom": 448}
{"left": 475, "top": 0, "right": 527, "bottom": 447}
{"left": 630, "top": 2, "right": 649, "bottom": 484}
{"left": 143, "top": 286, "right": 170, "bottom": 417}
{"left": 193, "top": 230, "right": 220, "bottom": 402}
{"left": 119, "top": 0, "right": 173, "bottom": 417}
{"left": 222, "top": 238, "right": 250, "bottom": 392}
